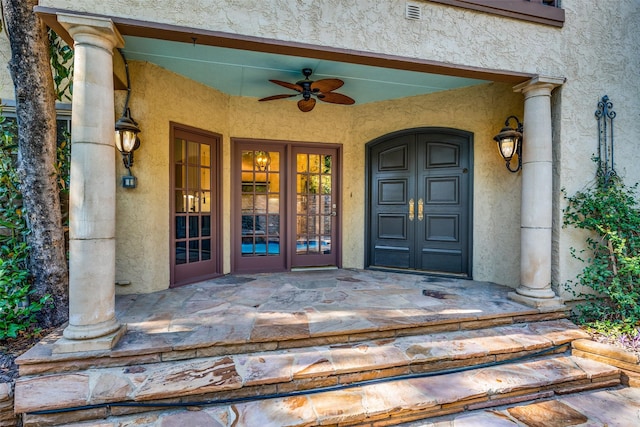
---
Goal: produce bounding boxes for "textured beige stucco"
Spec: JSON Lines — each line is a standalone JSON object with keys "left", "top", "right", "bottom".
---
{"left": 113, "top": 60, "right": 521, "bottom": 294}
{"left": 20, "top": 0, "right": 640, "bottom": 296}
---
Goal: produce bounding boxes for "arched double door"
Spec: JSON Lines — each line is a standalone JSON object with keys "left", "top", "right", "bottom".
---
{"left": 367, "top": 128, "right": 473, "bottom": 277}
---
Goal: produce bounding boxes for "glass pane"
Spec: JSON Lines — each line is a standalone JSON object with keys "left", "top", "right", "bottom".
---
{"left": 175, "top": 191, "right": 187, "bottom": 213}
{"left": 322, "top": 216, "right": 332, "bottom": 235}
{"left": 201, "top": 191, "right": 211, "bottom": 213}
{"left": 297, "top": 154, "right": 307, "bottom": 172}
{"left": 297, "top": 195, "right": 308, "bottom": 215}
{"left": 308, "top": 236, "right": 320, "bottom": 254}
{"left": 201, "top": 144, "right": 210, "bottom": 167}
{"left": 268, "top": 237, "right": 280, "bottom": 255}
{"left": 201, "top": 215, "right": 211, "bottom": 237}
{"left": 322, "top": 155, "right": 332, "bottom": 173}
{"left": 297, "top": 174, "right": 307, "bottom": 193}
{"left": 189, "top": 216, "right": 199, "bottom": 238}
{"left": 188, "top": 141, "right": 199, "bottom": 164}
{"left": 241, "top": 194, "right": 254, "bottom": 213}
{"left": 202, "top": 239, "right": 211, "bottom": 260}
{"left": 322, "top": 195, "right": 332, "bottom": 215}
{"left": 186, "top": 191, "right": 199, "bottom": 213}
{"left": 174, "top": 138, "right": 186, "bottom": 163}
{"left": 242, "top": 151, "right": 254, "bottom": 171}
{"left": 308, "top": 175, "right": 319, "bottom": 194}
{"left": 255, "top": 195, "right": 267, "bottom": 214}
{"left": 175, "top": 165, "right": 186, "bottom": 188}
{"left": 268, "top": 173, "right": 280, "bottom": 192}
{"left": 309, "top": 154, "right": 320, "bottom": 173}
{"left": 308, "top": 195, "right": 319, "bottom": 215}
{"left": 255, "top": 215, "right": 267, "bottom": 234}
{"left": 296, "top": 238, "right": 307, "bottom": 254}
{"left": 308, "top": 216, "right": 318, "bottom": 235}
{"left": 269, "top": 151, "right": 280, "bottom": 172}
{"left": 321, "top": 175, "right": 331, "bottom": 194}
{"left": 297, "top": 215, "right": 307, "bottom": 235}
{"left": 176, "top": 241, "right": 186, "bottom": 264}
{"left": 268, "top": 214, "right": 280, "bottom": 235}
{"left": 187, "top": 165, "right": 198, "bottom": 190}
{"left": 201, "top": 168, "right": 210, "bottom": 190}
{"left": 255, "top": 236, "right": 267, "bottom": 255}
{"left": 242, "top": 236, "right": 253, "bottom": 255}
{"left": 242, "top": 215, "right": 254, "bottom": 234}
{"left": 268, "top": 194, "right": 279, "bottom": 214}
{"left": 175, "top": 216, "right": 186, "bottom": 239}
{"left": 189, "top": 240, "right": 199, "bottom": 262}
{"left": 322, "top": 236, "right": 331, "bottom": 254}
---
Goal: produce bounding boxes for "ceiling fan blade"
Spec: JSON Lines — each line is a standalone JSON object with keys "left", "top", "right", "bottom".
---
{"left": 298, "top": 98, "right": 316, "bottom": 112}
{"left": 310, "top": 78, "right": 344, "bottom": 93}
{"left": 317, "top": 92, "right": 355, "bottom": 105}
{"left": 258, "top": 94, "right": 298, "bottom": 102}
{"left": 269, "top": 80, "right": 303, "bottom": 92}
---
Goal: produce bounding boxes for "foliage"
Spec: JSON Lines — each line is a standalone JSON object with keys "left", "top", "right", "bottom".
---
{"left": 0, "top": 115, "right": 48, "bottom": 339}
{"left": 48, "top": 29, "right": 73, "bottom": 101}
{"left": 563, "top": 167, "right": 640, "bottom": 336}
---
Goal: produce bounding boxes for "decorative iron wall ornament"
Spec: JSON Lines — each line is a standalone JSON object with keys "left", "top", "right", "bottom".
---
{"left": 595, "top": 95, "right": 616, "bottom": 184}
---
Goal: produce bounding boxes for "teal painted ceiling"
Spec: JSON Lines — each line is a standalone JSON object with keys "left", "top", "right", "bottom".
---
{"left": 122, "top": 36, "right": 489, "bottom": 105}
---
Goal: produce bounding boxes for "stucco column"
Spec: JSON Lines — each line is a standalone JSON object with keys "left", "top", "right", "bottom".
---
{"left": 508, "top": 76, "right": 565, "bottom": 309}
{"left": 55, "top": 14, "right": 126, "bottom": 352}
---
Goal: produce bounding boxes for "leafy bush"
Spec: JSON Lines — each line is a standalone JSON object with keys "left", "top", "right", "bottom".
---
{"left": 563, "top": 169, "right": 640, "bottom": 335}
{"left": 0, "top": 115, "right": 48, "bottom": 339}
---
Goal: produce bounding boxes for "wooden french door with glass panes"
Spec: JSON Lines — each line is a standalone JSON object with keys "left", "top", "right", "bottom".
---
{"left": 170, "top": 125, "right": 221, "bottom": 286}
{"left": 233, "top": 140, "right": 340, "bottom": 273}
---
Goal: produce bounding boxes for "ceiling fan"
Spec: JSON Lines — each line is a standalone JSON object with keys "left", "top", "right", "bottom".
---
{"left": 258, "top": 68, "right": 355, "bottom": 112}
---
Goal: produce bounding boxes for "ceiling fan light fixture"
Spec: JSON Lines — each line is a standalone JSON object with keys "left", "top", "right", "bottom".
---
{"left": 258, "top": 68, "right": 355, "bottom": 112}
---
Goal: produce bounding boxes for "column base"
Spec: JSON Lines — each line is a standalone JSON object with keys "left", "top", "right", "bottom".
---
{"left": 508, "top": 291, "right": 566, "bottom": 312}
{"left": 53, "top": 324, "right": 127, "bottom": 354}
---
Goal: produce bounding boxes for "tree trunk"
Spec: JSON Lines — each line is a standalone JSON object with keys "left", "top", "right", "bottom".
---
{"left": 2, "top": 0, "right": 69, "bottom": 327}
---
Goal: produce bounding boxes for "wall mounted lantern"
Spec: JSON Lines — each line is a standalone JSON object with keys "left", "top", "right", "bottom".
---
{"left": 114, "top": 49, "right": 141, "bottom": 188}
{"left": 254, "top": 150, "right": 271, "bottom": 171}
{"left": 493, "top": 115, "right": 523, "bottom": 173}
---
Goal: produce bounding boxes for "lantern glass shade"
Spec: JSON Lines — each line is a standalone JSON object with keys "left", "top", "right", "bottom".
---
{"left": 498, "top": 136, "right": 518, "bottom": 160}
{"left": 115, "top": 129, "right": 138, "bottom": 154}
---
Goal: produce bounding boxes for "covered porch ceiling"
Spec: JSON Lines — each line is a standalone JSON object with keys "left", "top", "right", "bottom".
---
{"left": 121, "top": 36, "right": 491, "bottom": 105}
{"left": 37, "top": 7, "right": 534, "bottom": 105}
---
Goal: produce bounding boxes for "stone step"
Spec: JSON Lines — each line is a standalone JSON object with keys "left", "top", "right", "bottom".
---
{"left": 15, "top": 320, "right": 590, "bottom": 426}
{"left": 16, "top": 308, "right": 568, "bottom": 377}
{"left": 398, "top": 386, "right": 640, "bottom": 426}
{"left": 25, "top": 355, "right": 620, "bottom": 427}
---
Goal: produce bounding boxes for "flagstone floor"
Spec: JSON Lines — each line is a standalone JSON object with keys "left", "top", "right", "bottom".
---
{"left": 112, "top": 269, "right": 553, "bottom": 353}
{"left": 19, "top": 268, "right": 565, "bottom": 370}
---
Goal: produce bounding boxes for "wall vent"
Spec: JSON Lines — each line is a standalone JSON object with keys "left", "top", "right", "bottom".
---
{"left": 405, "top": 3, "right": 422, "bottom": 20}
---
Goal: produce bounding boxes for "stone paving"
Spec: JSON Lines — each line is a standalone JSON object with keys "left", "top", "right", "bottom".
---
{"left": 18, "top": 269, "right": 566, "bottom": 374}
{"left": 14, "top": 269, "right": 625, "bottom": 426}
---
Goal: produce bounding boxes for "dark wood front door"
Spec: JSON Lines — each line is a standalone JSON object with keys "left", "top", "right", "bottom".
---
{"left": 170, "top": 125, "right": 222, "bottom": 287}
{"left": 367, "top": 129, "right": 472, "bottom": 276}
{"left": 233, "top": 140, "right": 340, "bottom": 273}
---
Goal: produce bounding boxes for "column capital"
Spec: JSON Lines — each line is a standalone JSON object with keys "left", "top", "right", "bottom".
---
{"left": 514, "top": 75, "right": 565, "bottom": 98}
{"left": 57, "top": 13, "right": 124, "bottom": 51}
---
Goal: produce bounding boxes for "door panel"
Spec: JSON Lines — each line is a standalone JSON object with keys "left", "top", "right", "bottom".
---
{"left": 232, "top": 141, "right": 340, "bottom": 273}
{"left": 291, "top": 147, "right": 338, "bottom": 268}
{"left": 171, "top": 126, "right": 221, "bottom": 287}
{"left": 234, "top": 145, "right": 286, "bottom": 273}
{"left": 369, "top": 130, "right": 471, "bottom": 276}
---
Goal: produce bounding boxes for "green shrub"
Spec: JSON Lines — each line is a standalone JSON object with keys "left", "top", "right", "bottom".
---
{"left": 0, "top": 114, "right": 48, "bottom": 339}
{"left": 563, "top": 169, "right": 640, "bottom": 335}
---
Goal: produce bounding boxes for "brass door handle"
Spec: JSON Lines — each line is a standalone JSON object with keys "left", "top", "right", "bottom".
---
{"left": 418, "top": 198, "right": 424, "bottom": 221}
{"left": 409, "top": 198, "right": 414, "bottom": 221}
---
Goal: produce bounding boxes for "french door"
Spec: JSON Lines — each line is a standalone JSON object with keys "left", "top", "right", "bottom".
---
{"left": 233, "top": 140, "right": 340, "bottom": 273}
{"left": 368, "top": 129, "right": 472, "bottom": 276}
{"left": 170, "top": 125, "right": 221, "bottom": 287}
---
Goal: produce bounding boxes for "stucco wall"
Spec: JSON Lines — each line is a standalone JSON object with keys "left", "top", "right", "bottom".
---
{"left": 114, "top": 60, "right": 521, "bottom": 293}
{"left": 24, "top": 0, "right": 640, "bottom": 295}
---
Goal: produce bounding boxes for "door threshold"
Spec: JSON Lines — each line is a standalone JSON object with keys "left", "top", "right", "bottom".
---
{"left": 291, "top": 266, "right": 339, "bottom": 272}
{"left": 366, "top": 266, "right": 471, "bottom": 280}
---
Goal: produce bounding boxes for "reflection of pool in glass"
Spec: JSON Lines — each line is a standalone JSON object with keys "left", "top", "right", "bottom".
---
{"left": 241, "top": 240, "right": 331, "bottom": 255}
